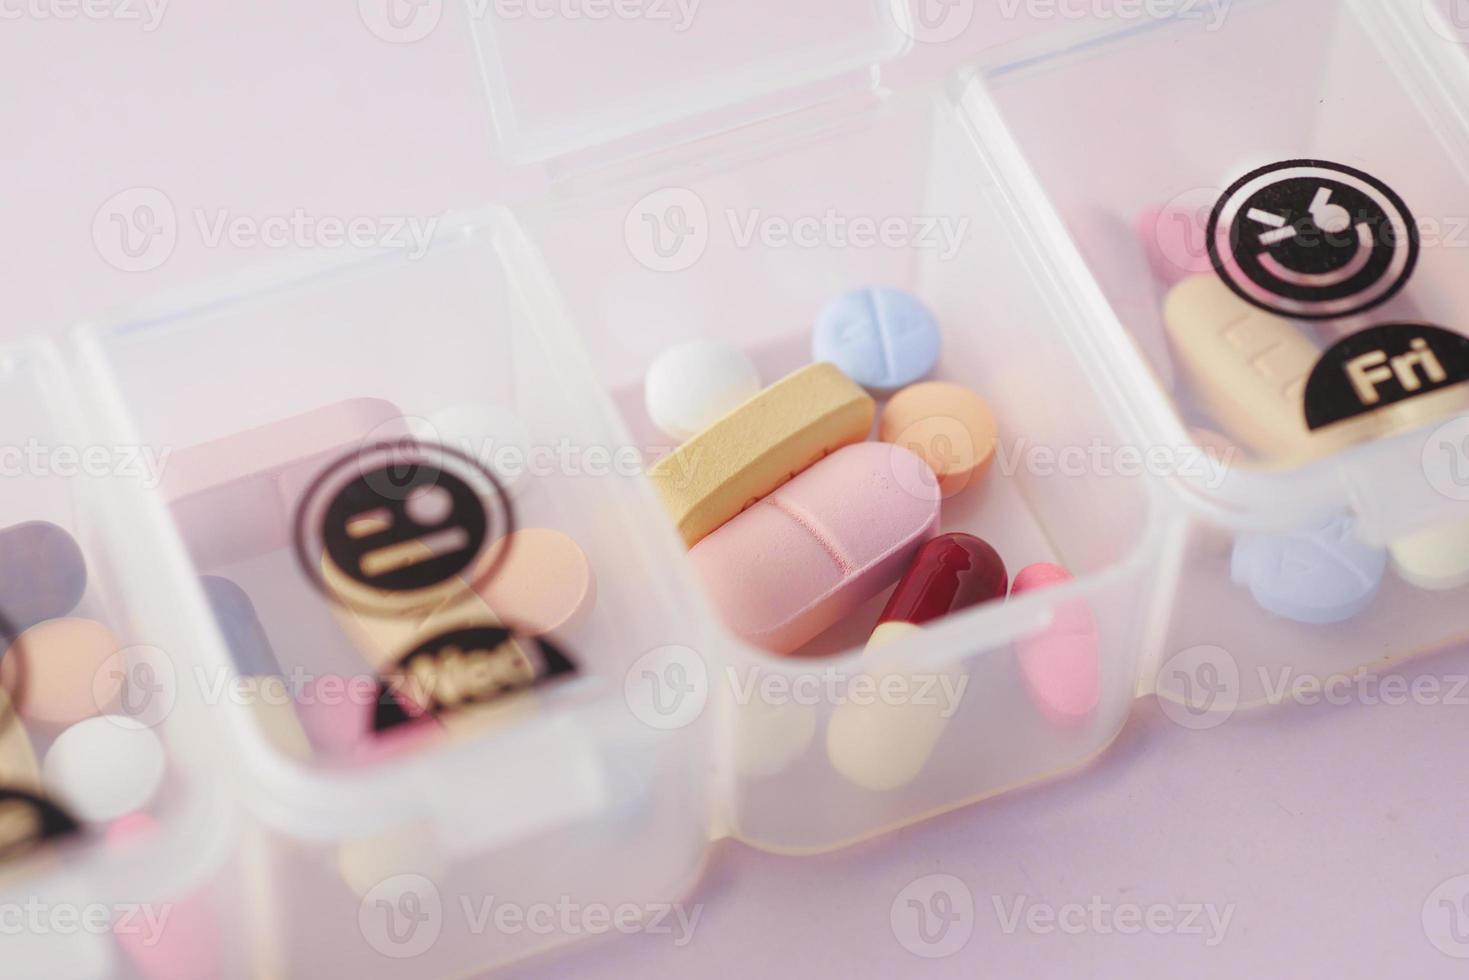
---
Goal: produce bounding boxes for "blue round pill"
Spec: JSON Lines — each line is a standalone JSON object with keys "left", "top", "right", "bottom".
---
{"left": 0, "top": 521, "right": 87, "bottom": 643}
{"left": 812, "top": 287, "right": 941, "bottom": 393}
{"left": 1230, "top": 515, "right": 1387, "bottom": 626}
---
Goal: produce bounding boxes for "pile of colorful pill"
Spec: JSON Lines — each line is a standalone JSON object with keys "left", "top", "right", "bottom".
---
{"left": 0, "top": 522, "right": 171, "bottom": 832}
{"left": 643, "top": 286, "right": 1103, "bottom": 768}
{"left": 0, "top": 521, "right": 220, "bottom": 977}
{"left": 160, "top": 401, "right": 600, "bottom": 761}
{"left": 1128, "top": 206, "right": 1469, "bottom": 621}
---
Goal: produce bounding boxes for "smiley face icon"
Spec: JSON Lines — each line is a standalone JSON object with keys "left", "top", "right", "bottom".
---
{"left": 1207, "top": 160, "right": 1419, "bottom": 320}
{"left": 295, "top": 442, "right": 512, "bottom": 614}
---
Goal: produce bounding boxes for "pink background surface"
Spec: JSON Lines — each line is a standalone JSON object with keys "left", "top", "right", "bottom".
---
{"left": 3, "top": 2, "right": 1469, "bottom": 977}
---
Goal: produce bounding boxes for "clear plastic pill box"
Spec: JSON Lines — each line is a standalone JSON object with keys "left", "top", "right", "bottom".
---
{"left": 972, "top": 0, "right": 1469, "bottom": 704}
{"left": 7, "top": 0, "right": 1468, "bottom": 976}
{"left": 0, "top": 342, "right": 245, "bottom": 978}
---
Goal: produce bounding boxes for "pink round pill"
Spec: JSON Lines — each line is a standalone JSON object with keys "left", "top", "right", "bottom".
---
{"left": 294, "top": 674, "right": 438, "bottom": 762}
{"left": 1011, "top": 564, "right": 1101, "bottom": 728}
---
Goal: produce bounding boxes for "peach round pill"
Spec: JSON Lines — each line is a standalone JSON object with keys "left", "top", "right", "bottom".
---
{"left": 2, "top": 618, "right": 123, "bottom": 726}
{"left": 473, "top": 528, "right": 595, "bottom": 636}
{"left": 42, "top": 716, "right": 165, "bottom": 822}
{"left": 644, "top": 339, "right": 761, "bottom": 441}
{"left": 879, "top": 382, "right": 998, "bottom": 498}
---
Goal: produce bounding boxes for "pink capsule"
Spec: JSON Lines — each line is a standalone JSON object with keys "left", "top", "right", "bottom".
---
{"left": 1011, "top": 564, "right": 1100, "bottom": 728}
{"left": 106, "top": 814, "right": 222, "bottom": 980}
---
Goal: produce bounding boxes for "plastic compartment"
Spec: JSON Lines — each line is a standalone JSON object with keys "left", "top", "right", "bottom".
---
{"left": 518, "top": 81, "right": 1176, "bottom": 851}
{"left": 70, "top": 213, "right": 712, "bottom": 977}
{"left": 965, "top": 0, "right": 1469, "bottom": 703}
{"left": 0, "top": 341, "right": 241, "bottom": 978}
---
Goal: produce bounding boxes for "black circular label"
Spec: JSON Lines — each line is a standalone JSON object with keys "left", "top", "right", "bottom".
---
{"left": 371, "top": 626, "right": 577, "bottom": 732}
{"left": 1207, "top": 160, "right": 1419, "bottom": 320}
{"left": 293, "top": 440, "right": 514, "bottom": 613}
{"left": 1304, "top": 323, "right": 1469, "bottom": 431}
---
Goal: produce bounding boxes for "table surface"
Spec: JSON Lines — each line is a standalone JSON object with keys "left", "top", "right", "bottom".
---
{"left": 4, "top": 3, "right": 1468, "bottom": 978}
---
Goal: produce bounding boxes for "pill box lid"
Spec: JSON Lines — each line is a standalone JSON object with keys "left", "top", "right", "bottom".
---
{"left": 466, "top": 0, "right": 912, "bottom": 164}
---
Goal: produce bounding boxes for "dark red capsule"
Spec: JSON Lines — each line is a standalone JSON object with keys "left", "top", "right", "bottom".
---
{"left": 878, "top": 533, "right": 1007, "bottom": 627}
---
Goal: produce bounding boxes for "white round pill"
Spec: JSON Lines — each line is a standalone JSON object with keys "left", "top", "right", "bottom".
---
{"left": 644, "top": 339, "right": 760, "bottom": 441}
{"left": 42, "top": 716, "right": 166, "bottom": 823}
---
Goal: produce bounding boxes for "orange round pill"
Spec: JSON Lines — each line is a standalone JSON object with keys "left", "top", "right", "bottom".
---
{"left": 473, "top": 528, "right": 596, "bottom": 636}
{"left": 879, "top": 382, "right": 998, "bottom": 498}
{"left": 2, "top": 618, "right": 123, "bottom": 727}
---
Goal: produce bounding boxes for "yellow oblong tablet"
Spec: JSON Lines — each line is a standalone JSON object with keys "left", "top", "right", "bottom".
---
{"left": 650, "top": 363, "right": 875, "bottom": 547}
{"left": 1164, "top": 274, "right": 1382, "bottom": 462}
{"left": 0, "top": 690, "right": 40, "bottom": 792}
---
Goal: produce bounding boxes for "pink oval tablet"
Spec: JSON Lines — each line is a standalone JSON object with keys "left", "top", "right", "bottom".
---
{"left": 472, "top": 528, "right": 596, "bottom": 636}
{"left": 2, "top": 618, "right": 122, "bottom": 727}
{"left": 1012, "top": 564, "right": 1100, "bottom": 728}
{"left": 1135, "top": 203, "right": 1214, "bottom": 286}
{"left": 690, "top": 442, "right": 941, "bottom": 655}
{"left": 294, "top": 674, "right": 439, "bottom": 762}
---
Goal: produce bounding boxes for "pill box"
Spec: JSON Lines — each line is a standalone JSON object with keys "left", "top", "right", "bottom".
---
{"left": 0, "top": 341, "right": 245, "bottom": 979}
{"left": 971, "top": 0, "right": 1469, "bottom": 704}
{"left": 29, "top": 0, "right": 1469, "bottom": 975}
